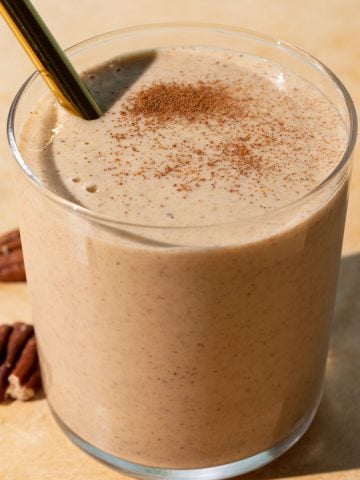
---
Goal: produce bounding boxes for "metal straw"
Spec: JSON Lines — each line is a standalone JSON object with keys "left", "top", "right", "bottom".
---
{"left": 0, "top": 0, "right": 102, "bottom": 120}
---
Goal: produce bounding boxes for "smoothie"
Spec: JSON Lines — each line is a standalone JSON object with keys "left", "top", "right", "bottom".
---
{"left": 16, "top": 45, "right": 348, "bottom": 469}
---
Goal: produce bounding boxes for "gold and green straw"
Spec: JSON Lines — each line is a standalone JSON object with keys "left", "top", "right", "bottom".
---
{"left": 0, "top": 0, "right": 102, "bottom": 120}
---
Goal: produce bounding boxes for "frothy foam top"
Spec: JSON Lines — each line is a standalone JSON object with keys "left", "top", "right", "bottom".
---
{"left": 21, "top": 47, "right": 347, "bottom": 227}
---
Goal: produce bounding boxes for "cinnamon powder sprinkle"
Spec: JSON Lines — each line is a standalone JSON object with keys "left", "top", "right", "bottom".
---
{"left": 125, "top": 81, "right": 241, "bottom": 122}
{"left": 112, "top": 80, "right": 277, "bottom": 195}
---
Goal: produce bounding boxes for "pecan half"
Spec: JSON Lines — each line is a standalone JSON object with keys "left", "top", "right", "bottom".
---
{"left": 7, "top": 334, "right": 42, "bottom": 401}
{"left": 0, "top": 229, "right": 26, "bottom": 282}
{"left": 0, "top": 322, "right": 42, "bottom": 402}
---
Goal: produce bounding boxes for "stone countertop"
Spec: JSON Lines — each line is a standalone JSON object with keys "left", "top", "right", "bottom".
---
{"left": 0, "top": 1, "right": 359, "bottom": 479}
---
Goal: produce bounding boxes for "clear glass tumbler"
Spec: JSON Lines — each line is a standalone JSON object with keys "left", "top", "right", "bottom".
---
{"left": 7, "top": 24, "right": 357, "bottom": 479}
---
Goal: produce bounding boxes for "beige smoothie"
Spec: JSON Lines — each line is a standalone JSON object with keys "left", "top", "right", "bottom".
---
{"left": 16, "top": 46, "right": 348, "bottom": 468}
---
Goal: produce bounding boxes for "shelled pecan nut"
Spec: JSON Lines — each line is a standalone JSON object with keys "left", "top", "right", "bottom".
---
{"left": 0, "top": 322, "right": 42, "bottom": 402}
{"left": 0, "top": 229, "right": 26, "bottom": 282}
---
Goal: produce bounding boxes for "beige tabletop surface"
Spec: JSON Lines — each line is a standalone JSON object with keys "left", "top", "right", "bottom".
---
{"left": 0, "top": 1, "right": 359, "bottom": 479}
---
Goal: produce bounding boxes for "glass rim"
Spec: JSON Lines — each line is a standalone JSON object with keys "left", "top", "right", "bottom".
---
{"left": 7, "top": 22, "right": 358, "bottom": 231}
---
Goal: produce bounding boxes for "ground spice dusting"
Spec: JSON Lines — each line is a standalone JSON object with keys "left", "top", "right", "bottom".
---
{"left": 126, "top": 81, "right": 240, "bottom": 122}
{"left": 113, "top": 79, "right": 275, "bottom": 195}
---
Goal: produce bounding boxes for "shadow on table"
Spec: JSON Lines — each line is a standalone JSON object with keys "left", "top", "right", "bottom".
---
{"left": 242, "top": 252, "right": 360, "bottom": 479}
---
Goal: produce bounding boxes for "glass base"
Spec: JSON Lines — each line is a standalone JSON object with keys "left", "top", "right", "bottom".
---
{"left": 50, "top": 394, "right": 321, "bottom": 480}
